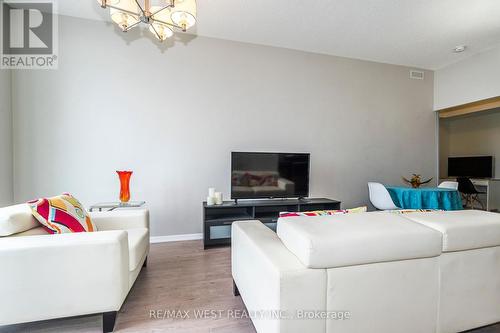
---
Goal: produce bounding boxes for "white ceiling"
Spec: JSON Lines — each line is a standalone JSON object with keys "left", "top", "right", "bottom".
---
{"left": 58, "top": 0, "right": 500, "bottom": 70}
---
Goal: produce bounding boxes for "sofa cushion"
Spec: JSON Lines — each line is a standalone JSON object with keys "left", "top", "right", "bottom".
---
{"left": 8, "top": 226, "right": 149, "bottom": 271}
{"left": 0, "top": 204, "right": 39, "bottom": 236}
{"left": 11, "top": 226, "right": 50, "bottom": 237}
{"left": 232, "top": 171, "right": 279, "bottom": 186}
{"left": 231, "top": 186, "right": 254, "bottom": 197}
{"left": 276, "top": 212, "right": 442, "bottom": 269}
{"left": 280, "top": 206, "right": 367, "bottom": 217}
{"left": 384, "top": 209, "right": 444, "bottom": 214}
{"left": 28, "top": 194, "right": 97, "bottom": 234}
{"left": 401, "top": 210, "right": 500, "bottom": 252}
{"left": 127, "top": 228, "right": 149, "bottom": 271}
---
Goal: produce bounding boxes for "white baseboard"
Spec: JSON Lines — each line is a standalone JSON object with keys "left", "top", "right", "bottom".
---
{"left": 150, "top": 233, "right": 203, "bottom": 244}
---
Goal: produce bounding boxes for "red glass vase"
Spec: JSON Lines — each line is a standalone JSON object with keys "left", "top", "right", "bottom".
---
{"left": 117, "top": 171, "right": 133, "bottom": 203}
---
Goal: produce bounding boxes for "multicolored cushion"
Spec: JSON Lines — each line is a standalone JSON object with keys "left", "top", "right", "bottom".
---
{"left": 279, "top": 206, "right": 367, "bottom": 218}
{"left": 232, "top": 171, "right": 279, "bottom": 187}
{"left": 384, "top": 209, "right": 444, "bottom": 214}
{"left": 249, "top": 174, "right": 278, "bottom": 186}
{"left": 28, "top": 194, "right": 97, "bottom": 234}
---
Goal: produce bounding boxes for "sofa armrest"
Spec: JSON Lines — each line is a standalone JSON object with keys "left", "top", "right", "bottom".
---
{"left": 89, "top": 209, "right": 149, "bottom": 231}
{"left": 278, "top": 178, "right": 295, "bottom": 194}
{"left": 0, "top": 231, "right": 129, "bottom": 325}
{"left": 232, "top": 221, "right": 326, "bottom": 333}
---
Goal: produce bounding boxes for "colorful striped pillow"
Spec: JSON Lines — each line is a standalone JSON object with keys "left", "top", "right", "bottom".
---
{"left": 384, "top": 209, "right": 444, "bottom": 214}
{"left": 279, "top": 206, "right": 367, "bottom": 218}
{"left": 28, "top": 193, "right": 97, "bottom": 234}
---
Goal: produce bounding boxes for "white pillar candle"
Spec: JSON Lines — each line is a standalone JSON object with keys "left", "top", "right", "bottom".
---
{"left": 207, "top": 196, "right": 216, "bottom": 206}
{"left": 215, "top": 192, "right": 223, "bottom": 205}
{"left": 208, "top": 188, "right": 216, "bottom": 198}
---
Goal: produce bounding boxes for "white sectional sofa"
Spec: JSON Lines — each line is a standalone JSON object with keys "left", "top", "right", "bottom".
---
{"left": 232, "top": 210, "right": 500, "bottom": 333}
{"left": 402, "top": 210, "right": 500, "bottom": 333}
{"left": 231, "top": 171, "right": 296, "bottom": 198}
{"left": 0, "top": 205, "right": 150, "bottom": 333}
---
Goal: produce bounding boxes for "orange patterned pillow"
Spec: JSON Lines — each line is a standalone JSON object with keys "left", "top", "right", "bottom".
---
{"left": 280, "top": 206, "right": 367, "bottom": 218}
{"left": 28, "top": 193, "right": 97, "bottom": 234}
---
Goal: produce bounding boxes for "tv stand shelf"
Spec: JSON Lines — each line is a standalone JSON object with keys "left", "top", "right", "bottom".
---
{"left": 203, "top": 198, "right": 341, "bottom": 249}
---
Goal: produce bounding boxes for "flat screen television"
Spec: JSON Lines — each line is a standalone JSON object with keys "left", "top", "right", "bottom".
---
{"left": 448, "top": 156, "right": 494, "bottom": 178}
{"left": 231, "top": 152, "right": 310, "bottom": 199}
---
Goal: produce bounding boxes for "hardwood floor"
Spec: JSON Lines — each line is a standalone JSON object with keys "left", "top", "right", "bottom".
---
{"left": 0, "top": 241, "right": 254, "bottom": 333}
{"left": 1, "top": 240, "right": 499, "bottom": 333}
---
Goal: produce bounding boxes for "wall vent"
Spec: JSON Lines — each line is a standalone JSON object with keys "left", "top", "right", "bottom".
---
{"left": 410, "top": 70, "right": 424, "bottom": 80}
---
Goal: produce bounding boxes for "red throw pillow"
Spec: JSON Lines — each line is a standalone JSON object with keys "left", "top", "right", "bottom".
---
{"left": 28, "top": 193, "right": 97, "bottom": 234}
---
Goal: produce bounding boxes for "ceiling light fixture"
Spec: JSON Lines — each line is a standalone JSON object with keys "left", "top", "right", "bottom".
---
{"left": 97, "top": 0, "right": 196, "bottom": 42}
{"left": 453, "top": 45, "right": 467, "bottom": 53}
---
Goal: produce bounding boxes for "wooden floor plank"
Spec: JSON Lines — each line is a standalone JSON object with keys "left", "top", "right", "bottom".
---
{"left": 1, "top": 240, "right": 499, "bottom": 332}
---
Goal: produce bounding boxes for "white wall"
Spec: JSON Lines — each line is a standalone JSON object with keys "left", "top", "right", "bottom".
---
{"left": 435, "top": 45, "right": 500, "bottom": 109}
{"left": 12, "top": 15, "right": 436, "bottom": 237}
{"left": 0, "top": 69, "right": 12, "bottom": 207}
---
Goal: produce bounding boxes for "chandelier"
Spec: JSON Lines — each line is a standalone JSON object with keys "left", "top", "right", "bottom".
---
{"left": 97, "top": 0, "right": 197, "bottom": 41}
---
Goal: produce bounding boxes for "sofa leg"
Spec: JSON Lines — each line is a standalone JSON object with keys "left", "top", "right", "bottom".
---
{"left": 143, "top": 256, "right": 148, "bottom": 268}
{"left": 233, "top": 279, "right": 240, "bottom": 296}
{"left": 103, "top": 311, "right": 117, "bottom": 333}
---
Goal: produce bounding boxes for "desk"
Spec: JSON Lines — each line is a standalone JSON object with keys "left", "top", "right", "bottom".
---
{"left": 440, "top": 178, "right": 500, "bottom": 212}
{"left": 386, "top": 187, "right": 463, "bottom": 210}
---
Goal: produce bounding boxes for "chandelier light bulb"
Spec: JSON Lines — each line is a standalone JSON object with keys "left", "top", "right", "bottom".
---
{"left": 111, "top": 10, "right": 139, "bottom": 32}
{"left": 171, "top": 11, "right": 195, "bottom": 31}
{"left": 119, "top": 13, "right": 128, "bottom": 30}
{"left": 149, "top": 23, "right": 173, "bottom": 41}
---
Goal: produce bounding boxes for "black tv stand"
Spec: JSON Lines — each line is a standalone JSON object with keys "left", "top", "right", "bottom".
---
{"left": 203, "top": 198, "right": 341, "bottom": 249}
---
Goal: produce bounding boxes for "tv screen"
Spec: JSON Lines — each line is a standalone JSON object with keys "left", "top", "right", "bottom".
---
{"left": 448, "top": 156, "right": 494, "bottom": 178}
{"left": 231, "top": 152, "right": 310, "bottom": 199}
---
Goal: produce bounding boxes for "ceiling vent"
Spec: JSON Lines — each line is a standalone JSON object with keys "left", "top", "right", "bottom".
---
{"left": 410, "top": 70, "right": 424, "bottom": 80}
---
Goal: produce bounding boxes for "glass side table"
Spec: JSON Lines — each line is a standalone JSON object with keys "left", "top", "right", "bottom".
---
{"left": 89, "top": 201, "right": 146, "bottom": 212}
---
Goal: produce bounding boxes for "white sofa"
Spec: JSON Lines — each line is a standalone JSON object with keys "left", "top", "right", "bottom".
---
{"left": 231, "top": 171, "right": 296, "bottom": 198}
{"left": 232, "top": 210, "right": 500, "bottom": 333}
{"left": 0, "top": 204, "right": 150, "bottom": 333}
